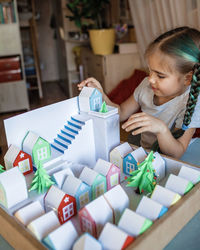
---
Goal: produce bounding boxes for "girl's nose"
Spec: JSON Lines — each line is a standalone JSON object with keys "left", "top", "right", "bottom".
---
{"left": 148, "top": 73, "right": 156, "bottom": 85}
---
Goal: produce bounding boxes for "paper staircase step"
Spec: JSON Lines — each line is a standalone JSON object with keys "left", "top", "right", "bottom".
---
{"left": 58, "top": 133, "right": 72, "bottom": 144}
{"left": 64, "top": 124, "right": 80, "bottom": 134}
{"left": 68, "top": 120, "right": 82, "bottom": 129}
{"left": 54, "top": 137, "right": 70, "bottom": 149}
{"left": 61, "top": 128, "right": 76, "bottom": 138}
{"left": 72, "top": 114, "right": 90, "bottom": 124}
{"left": 51, "top": 143, "right": 66, "bottom": 154}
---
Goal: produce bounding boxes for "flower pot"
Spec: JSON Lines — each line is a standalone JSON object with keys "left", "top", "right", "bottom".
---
{"left": 89, "top": 29, "right": 116, "bottom": 55}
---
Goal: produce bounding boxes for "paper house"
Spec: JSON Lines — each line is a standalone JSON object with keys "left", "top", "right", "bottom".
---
{"left": 43, "top": 220, "right": 78, "bottom": 250}
{"left": 178, "top": 165, "right": 200, "bottom": 184}
{"left": 110, "top": 142, "right": 133, "bottom": 172}
{"left": 27, "top": 210, "right": 60, "bottom": 240}
{"left": 151, "top": 185, "right": 181, "bottom": 208}
{"left": 152, "top": 152, "right": 165, "bottom": 181}
{"left": 62, "top": 175, "right": 92, "bottom": 211}
{"left": 44, "top": 185, "right": 77, "bottom": 224}
{"left": 14, "top": 201, "right": 45, "bottom": 226}
{"left": 0, "top": 167, "right": 28, "bottom": 209}
{"left": 93, "top": 158, "right": 120, "bottom": 190}
{"left": 73, "top": 233, "right": 102, "bottom": 250}
{"left": 136, "top": 196, "right": 168, "bottom": 221}
{"left": 123, "top": 147, "right": 147, "bottom": 175}
{"left": 79, "top": 195, "right": 113, "bottom": 238}
{"left": 52, "top": 167, "right": 74, "bottom": 188}
{"left": 22, "top": 131, "right": 51, "bottom": 167}
{"left": 165, "top": 174, "right": 194, "bottom": 195}
{"left": 79, "top": 167, "right": 107, "bottom": 200}
{"left": 99, "top": 222, "right": 134, "bottom": 249}
{"left": 79, "top": 87, "right": 102, "bottom": 112}
{"left": 4, "top": 144, "right": 33, "bottom": 175}
{"left": 103, "top": 184, "right": 129, "bottom": 224}
{"left": 118, "top": 208, "right": 152, "bottom": 237}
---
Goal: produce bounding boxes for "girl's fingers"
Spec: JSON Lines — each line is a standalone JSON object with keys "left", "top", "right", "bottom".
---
{"left": 123, "top": 120, "right": 150, "bottom": 132}
{"left": 122, "top": 113, "right": 148, "bottom": 130}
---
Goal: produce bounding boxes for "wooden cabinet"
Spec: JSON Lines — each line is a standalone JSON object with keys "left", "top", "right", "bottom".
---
{"left": 81, "top": 47, "right": 142, "bottom": 94}
{"left": 0, "top": 0, "right": 29, "bottom": 113}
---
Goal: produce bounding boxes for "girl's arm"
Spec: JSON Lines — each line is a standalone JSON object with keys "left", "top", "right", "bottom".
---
{"left": 78, "top": 77, "right": 140, "bottom": 122}
{"left": 122, "top": 112, "right": 195, "bottom": 158}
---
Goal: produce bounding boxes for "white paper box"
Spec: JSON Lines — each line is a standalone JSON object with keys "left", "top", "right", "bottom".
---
{"left": 99, "top": 222, "right": 134, "bottom": 250}
{"left": 14, "top": 201, "right": 45, "bottom": 226}
{"left": 52, "top": 168, "right": 74, "bottom": 188}
{"left": 178, "top": 165, "right": 200, "bottom": 184}
{"left": 153, "top": 152, "right": 166, "bottom": 181}
{"left": 43, "top": 220, "right": 78, "bottom": 250}
{"left": 73, "top": 233, "right": 102, "bottom": 250}
{"left": 27, "top": 211, "right": 60, "bottom": 240}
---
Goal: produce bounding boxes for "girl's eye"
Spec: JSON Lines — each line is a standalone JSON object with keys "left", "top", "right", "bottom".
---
{"left": 157, "top": 75, "right": 165, "bottom": 79}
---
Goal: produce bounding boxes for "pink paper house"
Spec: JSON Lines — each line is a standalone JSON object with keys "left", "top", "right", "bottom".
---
{"left": 44, "top": 185, "right": 77, "bottom": 224}
{"left": 93, "top": 158, "right": 120, "bottom": 190}
{"left": 4, "top": 144, "right": 33, "bottom": 175}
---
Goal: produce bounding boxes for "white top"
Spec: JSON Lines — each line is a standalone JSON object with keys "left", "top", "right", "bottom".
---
{"left": 134, "top": 77, "right": 191, "bottom": 148}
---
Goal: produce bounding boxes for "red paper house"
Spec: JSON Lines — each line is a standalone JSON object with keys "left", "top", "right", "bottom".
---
{"left": 44, "top": 185, "right": 77, "bottom": 224}
{"left": 4, "top": 144, "right": 33, "bottom": 175}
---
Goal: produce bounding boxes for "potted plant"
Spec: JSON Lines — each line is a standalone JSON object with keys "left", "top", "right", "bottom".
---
{"left": 66, "top": 0, "right": 116, "bottom": 55}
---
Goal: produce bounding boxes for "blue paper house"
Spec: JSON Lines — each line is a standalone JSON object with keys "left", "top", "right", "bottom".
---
{"left": 79, "top": 87, "right": 102, "bottom": 112}
{"left": 62, "top": 175, "right": 92, "bottom": 210}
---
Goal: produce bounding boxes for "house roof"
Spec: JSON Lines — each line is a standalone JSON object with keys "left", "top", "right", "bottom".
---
{"left": 62, "top": 175, "right": 82, "bottom": 196}
{"left": 45, "top": 185, "right": 65, "bottom": 209}
{"left": 79, "top": 87, "right": 96, "bottom": 98}
{"left": 22, "top": 131, "right": 39, "bottom": 156}
{"left": 94, "top": 158, "right": 112, "bottom": 176}
{"left": 129, "top": 147, "right": 147, "bottom": 162}
{"left": 79, "top": 167, "right": 98, "bottom": 186}
{"left": 4, "top": 144, "right": 20, "bottom": 165}
{"left": 114, "top": 142, "right": 132, "bottom": 158}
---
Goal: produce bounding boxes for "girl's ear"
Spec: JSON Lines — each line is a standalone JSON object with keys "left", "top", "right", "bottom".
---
{"left": 184, "top": 71, "right": 193, "bottom": 86}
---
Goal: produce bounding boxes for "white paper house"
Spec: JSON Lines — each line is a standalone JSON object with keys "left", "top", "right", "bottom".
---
{"left": 73, "top": 233, "right": 102, "bottom": 250}
{"left": 110, "top": 142, "right": 133, "bottom": 172}
{"left": 0, "top": 167, "right": 28, "bottom": 209}
{"left": 52, "top": 167, "right": 74, "bottom": 188}
{"left": 78, "top": 195, "right": 113, "bottom": 238}
{"left": 14, "top": 201, "right": 45, "bottom": 226}
{"left": 79, "top": 87, "right": 102, "bottom": 112}
{"left": 152, "top": 152, "right": 166, "bottom": 181}
{"left": 178, "top": 165, "right": 200, "bottom": 184}
{"left": 43, "top": 220, "right": 78, "bottom": 250}
{"left": 99, "top": 222, "right": 134, "bottom": 249}
{"left": 103, "top": 184, "right": 129, "bottom": 224}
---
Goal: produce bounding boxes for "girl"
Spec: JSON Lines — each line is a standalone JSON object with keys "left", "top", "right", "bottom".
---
{"left": 78, "top": 27, "right": 200, "bottom": 159}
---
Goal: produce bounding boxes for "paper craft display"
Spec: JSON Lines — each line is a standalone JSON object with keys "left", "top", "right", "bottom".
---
{"left": 110, "top": 142, "right": 133, "bottom": 172}
{"left": 52, "top": 167, "right": 74, "bottom": 188}
{"left": 4, "top": 144, "right": 33, "bottom": 175}
{"left": 44, "top": 185, "right": 77, "bottom": 224}
{"left": 125, "top": 151, "right": 157, "bottom": 194}
{"left": 14, "top": 201, "right": 45, "bottom": 226}
{"left": 165, "top": 174, "right": 194, "bottom": 195}
{"left": 79, "top": 195, "right": 113, "bottom": 237}
{"left": 103, "top": 184, "right": 129, "bottom": 224}
{"left": 99, "top": 222, "right": 134, "bottom": 250}
{"left": 22, "top": 131, "right": 51, "bottom": 167}
{"left": 151, "top": 185, "right": 181, "bottom": 208}
{"left": 43, "top": 220, "right": 78, "bottom": 250}
{"left": 136, "top": 196, "right": 168, "bottom": 221}
{"left": 93, "top": 158, "right": 120, "bottom": 190}
{"left": 79, "top": 87, "right": 102, "bottom": 112}
{"left": 29, "top": 162, "right": 54, "bottom": 194}
{"left": 0, "top": 167, "right": 28, "bottom": 209}
{"left": 62, "top": 175, "right": 92, "bottom": 210}
{"left": 27, "top": 210, "right": 60, "bottom": 240}
{"left": 178, "top": 165, "right": 200, "bottom": 184}
{"left": 152, "top": 152, "right": 166, "bottom": 181}
{"left": 79, "top": 167, "right": 107, "bottom": 200}
{"left": 0, "top": 164, "right": 5, "bottom": 173}
{"left": 73, "top": 233, "right": 102, "bottom": 250}
{"left": 118, "top": 208, "right": 153, "bottom": 237}
{"left": 123, "top": 147, "right": 147, "bottom": 175}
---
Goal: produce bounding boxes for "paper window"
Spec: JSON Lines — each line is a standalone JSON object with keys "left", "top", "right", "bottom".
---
{"left": 37, "top": 147, "right": 48, "bottom": 161}
{"left": 93, "top": 97, "right": 101, "bottom": 110}
{"left": 110, "top": 173, "right": 119, "bottom": 187}
{"left": 126, "top": 162, "right": 135, "bottom": 173}
{"left": 81, "top": 216, "right": 92, "bottom": 233}
{"left": 95, "top": 182, "right": 105, "bottom": 197}
{"left": 18, "top": 159, "right": 30, "bottom": 173}
{"left": 62, "top": 203, "right": 74, "bottom": 221}
{"left": 79, "top": 191, "right": 90, "bottom": 208}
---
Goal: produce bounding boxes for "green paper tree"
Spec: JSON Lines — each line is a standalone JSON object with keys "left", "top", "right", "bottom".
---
{"left": 125, "top": 151, "right": 157, "bottom": 194}
{"left": 100, "top": 101, "right": 108, "bottom": 113}
{"left": 0, "top": 164, "right": 5, "bottom": 173}
{"left": 29, "top": 162, "right": 54, "bottom": 194}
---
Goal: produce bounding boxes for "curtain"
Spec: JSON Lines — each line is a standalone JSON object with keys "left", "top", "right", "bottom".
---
{"left": 129, "top": 0, "right": 200, "bottom": 67}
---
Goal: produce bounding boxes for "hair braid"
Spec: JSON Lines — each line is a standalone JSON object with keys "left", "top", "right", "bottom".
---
{"left": 182, "top": 63, "right": 200, "bottom": 129}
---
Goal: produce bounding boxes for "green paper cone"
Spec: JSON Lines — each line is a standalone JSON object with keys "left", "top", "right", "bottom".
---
{"left": 100, "top": 101, "right": 108, "bottom": 113}
{"left": 184, "top": 181, "right": 194, "bottom": 194}
{"left": 140, "top": 219, "right": 153, "bottom": 234}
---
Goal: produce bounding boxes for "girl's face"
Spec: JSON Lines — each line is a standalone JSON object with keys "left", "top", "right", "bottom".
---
{"left": 147, "top": 50, "right": 188, "bottom": 102}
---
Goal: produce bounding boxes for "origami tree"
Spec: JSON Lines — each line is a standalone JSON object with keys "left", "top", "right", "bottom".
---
{"left": 100, "top": 101, "right": 108, "bottom": 113}
{"left": 0, "top": 164, "right": 5, "bottom": 173}
{"left": 29, "top": 162, "right": 54, "bottom": 193}
{"left": 125, "top": 151, "right": 157, "bottom": 194}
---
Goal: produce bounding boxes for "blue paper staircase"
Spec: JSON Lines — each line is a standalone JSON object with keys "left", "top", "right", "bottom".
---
{"left": 51, "top": 115, "right": 88, "bottom": 154}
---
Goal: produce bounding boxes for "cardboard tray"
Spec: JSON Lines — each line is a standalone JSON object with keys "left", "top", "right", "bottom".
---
{"left": 0, "top": 154, "right": 200, "bottom": 250}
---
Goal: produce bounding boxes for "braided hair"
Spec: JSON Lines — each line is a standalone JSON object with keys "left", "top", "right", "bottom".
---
{"left": 145, "top": 27, "right": 200, "bottom": 151}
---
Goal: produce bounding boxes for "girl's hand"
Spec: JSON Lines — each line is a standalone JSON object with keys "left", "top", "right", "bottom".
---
{"left": 121, "top": 112, "right": 168, "bottom": 136}
{"left": 77, "top": 77, "right": 103, "bottom": 93}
